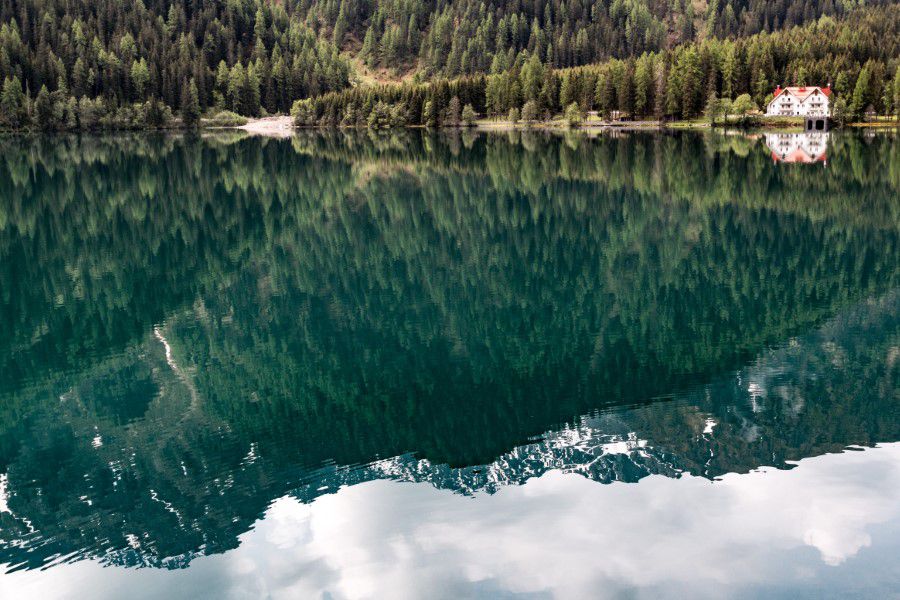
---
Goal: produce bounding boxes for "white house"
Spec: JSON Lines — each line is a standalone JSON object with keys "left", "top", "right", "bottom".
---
{"left": 766, "top": 85, "right": 831, "bottom": 117}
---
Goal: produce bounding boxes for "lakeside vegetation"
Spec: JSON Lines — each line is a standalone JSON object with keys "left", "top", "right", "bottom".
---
{"left": 0, "top": 0, "right": 898, "bottom": 131}
{"left": 0, "top": 0, "right": 351, "bottom": 130}
{"left": 293, "top": 6, "right": 900, "bottom": 128}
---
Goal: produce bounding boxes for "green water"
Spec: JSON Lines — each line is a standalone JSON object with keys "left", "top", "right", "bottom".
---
{"left": 0, "top": 130, "right": 898, "bottom": 598}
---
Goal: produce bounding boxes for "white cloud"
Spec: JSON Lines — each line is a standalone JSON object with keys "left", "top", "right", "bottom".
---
{"left": 2, "top": 444, "right": 899, "bottom": 599}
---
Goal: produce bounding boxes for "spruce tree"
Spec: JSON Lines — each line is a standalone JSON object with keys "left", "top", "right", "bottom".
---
{"left": 850, "top": 66, "right": 871, "bottom": 119}
{"left": 182, "top": 79, "right": 201, "bottom": 127}
{"left": 0, "top": 76, "right": 27, "bottom": 128}
{"left": 893, "top": 66, "right": 900, "bottom": 120}
{"left": 461, "top": 103, "right": 477, "bottom": 126}
{"left": 565, "top": 102, "right": 583, "bottom": 127}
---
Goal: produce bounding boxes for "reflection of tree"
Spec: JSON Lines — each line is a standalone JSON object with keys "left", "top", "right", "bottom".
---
{"left": 0, "top": 131, "right": 898, "bottom": 571}
{"left": 0, "top": 337, "right": 276, "bottom": 572}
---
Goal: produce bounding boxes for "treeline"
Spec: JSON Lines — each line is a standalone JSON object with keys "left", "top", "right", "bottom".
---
{"left": 305, "top": 0, "right": 883, "bottom": 77}
{"left": 293, "top": 75, "right": 487, "bottom": 127}
{"left": 2, "top": 0, "right": 898, "bottom": 130}
{"left": 296, "top": 7, "right": 900, "bottom": 126}
{"left": 0, "top": 0, "right": 350, "bottom": 129}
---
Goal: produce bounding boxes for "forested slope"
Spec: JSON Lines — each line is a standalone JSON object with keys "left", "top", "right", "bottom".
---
{"left": 1, "top": 0, "right": 896, "bottom": 129}
{"left": 309, "top": 0, "right": 890, "bottom": 77}
{"left": 297, "top": 5, "right": 900, "bottom": 125}
{"left": 0, "top": 0, "right": 352, "bottom": 127}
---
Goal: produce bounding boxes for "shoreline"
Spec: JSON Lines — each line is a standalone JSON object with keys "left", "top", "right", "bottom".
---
{"left": 4, "top": 116, "right": 896, "bottom": 136}
{"left": 472, "top": 117, "right": 900, "bottom": 132}
{"left": 260, "top": 114, "right": 899, "bottom": 133}
{"left": 235, "top": 115, "right": 294, "bottom": 137}
{"left": 247, "top": 115, "right": 899, "bottom": 136}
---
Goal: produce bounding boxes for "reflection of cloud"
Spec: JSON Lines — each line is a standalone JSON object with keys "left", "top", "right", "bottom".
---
{"left": 0, "top": 474, "right": 8, "bottom": 513}
{"left": 2, "top": 444, "right": 899, "bottom": 599}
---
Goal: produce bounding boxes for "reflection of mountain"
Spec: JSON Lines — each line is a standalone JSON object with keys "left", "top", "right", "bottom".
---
{"left": 1, "top": 287, "right": 897, "bottom": 572}
{"left": 0, "top": 131, "right": 898, "bottom": 572}
{"left": 313, "top": 290, "right": 899, "bottom": 497}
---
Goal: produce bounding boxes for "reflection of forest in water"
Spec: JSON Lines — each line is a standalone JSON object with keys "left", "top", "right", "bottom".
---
{"left": 0, "top": 130, "right": 898, "bottom": 571}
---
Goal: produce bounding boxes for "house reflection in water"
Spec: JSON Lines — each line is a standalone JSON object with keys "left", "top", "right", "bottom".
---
{"left": 764, "top": 132, "right": 829, "bottom": 165}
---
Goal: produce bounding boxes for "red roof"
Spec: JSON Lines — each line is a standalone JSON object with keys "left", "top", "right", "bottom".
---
{"left": 772, "top": 85, "right": 831, "bottom": 101}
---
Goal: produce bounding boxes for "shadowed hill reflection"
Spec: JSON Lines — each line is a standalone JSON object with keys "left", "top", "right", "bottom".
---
{"left": 0, "top": 130, "right": 897, "bottom": 571}
{"left": 354, "top": 290, "right": 898, "bottom": 494}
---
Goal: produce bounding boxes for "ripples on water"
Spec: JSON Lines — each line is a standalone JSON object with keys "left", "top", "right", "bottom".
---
{"left": 0, "top": 130, "right": 898, "bottom": 598}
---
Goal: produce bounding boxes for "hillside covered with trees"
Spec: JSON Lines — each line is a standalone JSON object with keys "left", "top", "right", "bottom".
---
{"left": 308, "top": 0, "right": 882, "bottom": 77}
{"left": 0, "top": 0, "right": 898, "bottom": 129}
{"left": 296, "top": 5, "right": 900, "bottom": 126}
{"left": 0, "top": 0, "right": 352, "bottom": 128}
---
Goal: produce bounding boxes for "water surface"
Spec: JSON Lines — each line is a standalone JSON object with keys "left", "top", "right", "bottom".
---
{"left": 0, "top": 130, "right": 898, "bottom": 598}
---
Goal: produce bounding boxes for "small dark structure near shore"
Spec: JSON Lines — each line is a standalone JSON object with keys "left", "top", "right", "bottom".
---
{"left": 805, "top": 117, "right": 828, "bottom": 131}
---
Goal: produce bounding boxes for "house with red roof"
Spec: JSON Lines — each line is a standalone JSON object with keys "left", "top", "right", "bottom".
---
{"left": 765, "top": 85, "right": 831, "bottom": 117}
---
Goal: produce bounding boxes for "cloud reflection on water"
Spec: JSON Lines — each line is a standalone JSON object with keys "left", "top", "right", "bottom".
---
{"left": 3, "top": 442, "right": 899, "bottom": 599}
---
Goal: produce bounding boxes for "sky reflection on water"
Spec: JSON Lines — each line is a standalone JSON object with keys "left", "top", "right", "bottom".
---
{"left": 2, "top": 442, "right": 899, "bottom": 599}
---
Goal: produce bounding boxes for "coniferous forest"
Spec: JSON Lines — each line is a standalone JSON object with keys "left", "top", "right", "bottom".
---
{"left": 0, "top": 0, "right": 352, "bottom": 129}
{"left": 296, "top": 5, "right": 900, "bottom": 126}
{"left": 0, "top": 0, "right": 898, "bottom": 129}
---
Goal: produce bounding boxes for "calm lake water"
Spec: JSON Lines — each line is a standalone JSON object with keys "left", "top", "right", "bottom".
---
{"left": 0, "top": 130, "right": 898, "bottom": 599}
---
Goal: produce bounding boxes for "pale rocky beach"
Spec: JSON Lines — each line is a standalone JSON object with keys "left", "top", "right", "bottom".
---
{"left": 238, "top": 115, "right": 294, "bottom": 137}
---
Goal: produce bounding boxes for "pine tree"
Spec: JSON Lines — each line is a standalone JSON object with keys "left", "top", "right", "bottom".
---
{"left": 423, "top": 100, "right": 437, "bottom": 127}
{"left": 245, "top": 64, "right": 261, "bottom": 116}
{"left": 721, "top": 47, "right": 736, "bottom": 99}
{"left": 653, "top": 62, "right": 666, "bottom": 119}
{"left": 520, "top": 53, "right": 543, "bottom": 102}
{"left": 228, "top": 63, "right": 246, "bottom": 114}
{"left": 72, "top": 57, "right": 88, "bottom": 97}
{"left": 131, "top": 59, "right": 150, "bottom": 100}
{"left": 565, "top": 102, "right": 583, "bottom": 127}
{"left": 705, "top": 90, "right": 723, "bottom": 125}
{"left": 333, "top": 1, "right": 349, "bottom": 46}
{"left": 893, "top": 66, "right": 900, "bottom": 120}
{"left": 521, "top": 99, "right": 538, "bottom": 123}
{"left": 559, "top": 73, "right": 575, "bottom": 108}
{"left": 634, "top": 56, "right": 652, "bottom": 116}
{"left": 0, "top": 76, "right": 27, "bottom": 128}
{"left": 34, "top": 84, "right": 54, "bottom": 128}
{"left": 850, "top": 66, "right": 871, "bottom": 119}
{"left": 445, "top": 95, "right": 461, "bottom": 126}
{"left": 182, "top": 78, "right": 200, "bottom": 127}
{"left": 461, "top": 103, "right": 477, "bottom": 126}
{"left": 834, "top": 72, "right": 849, "bottom": 96}
{"left": 361, "top": 26, "right": 377, "bottom": 66}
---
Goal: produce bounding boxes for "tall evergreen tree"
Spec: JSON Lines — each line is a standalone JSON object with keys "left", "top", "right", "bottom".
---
{"left": 182, "top": 78, "right": 200, "bottom": 128}
{"left": 0, "top": 76, "right": 27, "bottom": 128}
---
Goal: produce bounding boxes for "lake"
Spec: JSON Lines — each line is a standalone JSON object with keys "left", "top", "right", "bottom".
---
{"left": 0, "top": 129, "right": 898, "bottom": 599}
